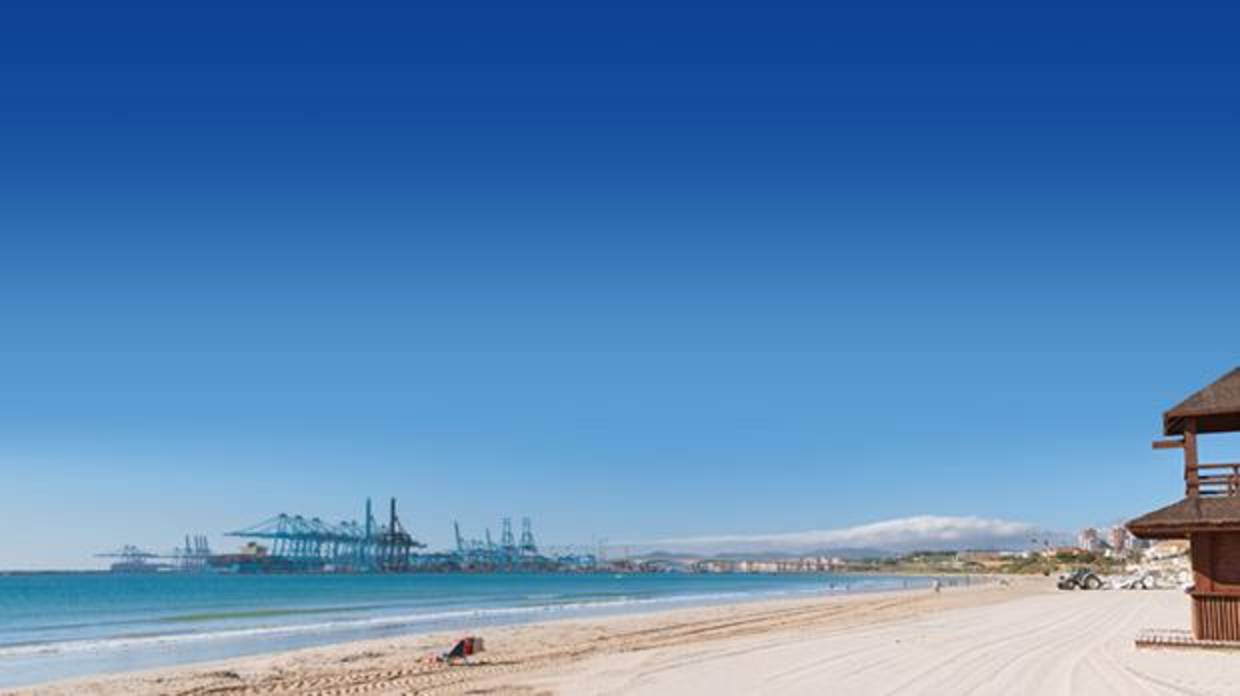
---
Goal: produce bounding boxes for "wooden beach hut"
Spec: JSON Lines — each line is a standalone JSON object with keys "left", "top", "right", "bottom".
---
{"left": 1128, "top": 367, "right": 1240, "bottom": 641}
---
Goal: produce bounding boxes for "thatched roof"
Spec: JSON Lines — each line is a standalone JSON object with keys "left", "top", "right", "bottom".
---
{"left": 1127, "top": 496, "right": 1240, "bottom": 539}
{"left": 1164, "top": 367, "right": 1240, "bottom": 436}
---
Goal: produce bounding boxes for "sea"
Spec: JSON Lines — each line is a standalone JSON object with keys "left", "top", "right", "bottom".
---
{"left": 0, "top": 571, "right": 945, "bottom": 688}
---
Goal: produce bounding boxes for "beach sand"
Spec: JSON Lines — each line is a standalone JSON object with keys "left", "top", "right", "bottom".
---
{"left": 14, "top": 577, "right": 1240, "bottom": 695}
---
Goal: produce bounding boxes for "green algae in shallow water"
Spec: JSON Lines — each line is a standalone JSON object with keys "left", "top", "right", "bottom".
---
{"left": 159, "top": 605, "right": 380, "bottom": 623}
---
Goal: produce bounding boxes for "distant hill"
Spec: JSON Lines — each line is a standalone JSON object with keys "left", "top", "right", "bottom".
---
{"left": 628, "top": 547, "right": 899, "bottom": 563}
{"left": 714, "top": 548, "right": 897, "bottom": 561}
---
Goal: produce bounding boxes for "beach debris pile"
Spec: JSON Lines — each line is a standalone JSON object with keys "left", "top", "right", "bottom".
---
{"left": 1117, "top": 542, "right": 1192, "bottom": 589}
{"left": 1058, "top": 567, "right": 1187, "bottom": 591}
{"left": 1057, "top": 543, "right": 1192, "bottom": 592}
{"left": 1112, "top": 572, "right": 1160, "bottom": 590}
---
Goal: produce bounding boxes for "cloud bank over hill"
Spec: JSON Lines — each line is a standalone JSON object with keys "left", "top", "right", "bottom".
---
{"left": 631, "top": 515, "right": 1045, "bottom": 554}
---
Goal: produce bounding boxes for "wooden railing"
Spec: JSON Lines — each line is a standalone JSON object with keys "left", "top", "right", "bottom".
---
{"left": 1153, "top": 434, "right": 1240, "bottom": 498}
{"left": 1189, "top": 462, "right": 1240, "bottom": 497}
{"left": 1193, "top": 593, "right": 1240, "bottom": 640}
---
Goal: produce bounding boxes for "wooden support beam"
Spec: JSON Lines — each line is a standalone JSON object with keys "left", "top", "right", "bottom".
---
{"left": 1153, "top": 438, "right": 1186, "bottom": 450}
{"left": 1185, "top": 420, "right": 1200, "bottom": 496}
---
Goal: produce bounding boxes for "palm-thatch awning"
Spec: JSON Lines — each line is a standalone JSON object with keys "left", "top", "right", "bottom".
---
{"left": 1164, "top": 368, "right": 1240, "bottom": 436}
{"left": 1128, "top": 496, "right": 1240, "bottom": 540}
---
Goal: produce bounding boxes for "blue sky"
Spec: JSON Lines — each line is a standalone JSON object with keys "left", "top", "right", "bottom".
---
{"left": 2, "top": 2, "right": 1239, "bottom": 568}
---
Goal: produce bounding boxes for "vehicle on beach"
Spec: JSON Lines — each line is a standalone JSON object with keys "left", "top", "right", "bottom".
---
{"left": 1057, "top": 568, "right": 1103, "bottom": 590}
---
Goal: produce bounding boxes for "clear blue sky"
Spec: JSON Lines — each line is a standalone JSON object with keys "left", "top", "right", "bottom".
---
{"left": 2, "top": 1, "right": 1238, "bottom": 568}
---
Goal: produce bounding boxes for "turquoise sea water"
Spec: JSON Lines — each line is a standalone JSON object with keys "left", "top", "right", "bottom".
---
{"left": 0, "top": 572, "right": 943, "bottom": 687}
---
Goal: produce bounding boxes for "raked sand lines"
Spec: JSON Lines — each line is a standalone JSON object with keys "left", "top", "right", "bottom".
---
{"left": 494, "top": 589, "right": 1237, "bottom": 696}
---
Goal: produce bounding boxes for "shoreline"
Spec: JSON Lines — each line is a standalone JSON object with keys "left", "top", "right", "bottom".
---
{"left": 9, "top": 576, "right": 1033, "bottom": 695}
{"left": 0, "top": 572, "right": 949, "bottom": 690}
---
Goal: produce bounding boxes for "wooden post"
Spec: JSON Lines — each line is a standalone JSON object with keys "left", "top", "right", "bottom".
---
{"left": 1185, "top": 420, "right": 1199, "bottom": 497}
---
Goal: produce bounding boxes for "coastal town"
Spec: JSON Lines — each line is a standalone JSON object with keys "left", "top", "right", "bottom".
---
{"left": 672, "top": 526, "right": 1189, "bottom": 582}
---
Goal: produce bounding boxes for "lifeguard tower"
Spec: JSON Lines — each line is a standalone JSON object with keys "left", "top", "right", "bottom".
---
{"left": 1129, "top": 367, "right": 1240, "bottom": 641}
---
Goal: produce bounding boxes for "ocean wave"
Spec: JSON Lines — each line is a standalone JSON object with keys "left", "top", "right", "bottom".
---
{"left": 0, "top": 589, "right": 769, "bottom": 659}
{"left": 0, "top": 576, "right": 927, "bottom": 661}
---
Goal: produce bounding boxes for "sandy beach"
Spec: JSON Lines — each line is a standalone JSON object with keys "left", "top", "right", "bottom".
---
{"left": 13, "top": 577, "right": 1240, "bottom": 696}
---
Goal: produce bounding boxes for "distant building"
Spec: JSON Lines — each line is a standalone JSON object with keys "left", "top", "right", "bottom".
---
{"left": 691, "top": 556, "right": 841, "bottom": 575}
{"left": 692, "top": 559, "right": 734, "bottom": 573}
{"left": 1145, "top": 539, "right": 1190, "bottom": 561}
{"left": 1108, "top": 526, "right": 1131, "bottom": 553}
{"left": 1078, "top": 528, "right": 1100, "bottom": 552}
{"left": 1043, "top": 546, "right": 1086, "bottom": 559}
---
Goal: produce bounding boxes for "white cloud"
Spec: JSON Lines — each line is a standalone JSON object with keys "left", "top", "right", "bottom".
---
{"left": 631, "top": 515, "right": 1042, "bottom": 553}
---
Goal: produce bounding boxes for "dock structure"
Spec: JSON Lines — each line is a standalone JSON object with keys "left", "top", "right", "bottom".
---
{"left": 452, "top": 516, "right": 559, "bottom": 571}
{"left": 173, "top": 535, "right": 212, "bottom": 571}
{"left": 226, "top": 497, "right": 425, "bottom": 572}
{"left": 97, "top": 535, "right": 213, "bottom": 573}
{"left": 103, "top": 499, "right": 598, "bottom": 574}
{"left": 95, "top": 545, "right": 166, "bottom": 572}
{"left": 1129, "top": 368, "right": 1240, "bottom": 642}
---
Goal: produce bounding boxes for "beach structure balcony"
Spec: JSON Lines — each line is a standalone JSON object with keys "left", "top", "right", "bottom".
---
{"left": 1129, "top": 368, "right": 1240, "bottom": 642}
{"left": 1153, "top": 369, "right": 1240, "bottom": 497}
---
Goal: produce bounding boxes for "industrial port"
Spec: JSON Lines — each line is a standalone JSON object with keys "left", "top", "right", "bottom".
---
{"left": 97, "top": 497, "right": 598, "bottom": 574}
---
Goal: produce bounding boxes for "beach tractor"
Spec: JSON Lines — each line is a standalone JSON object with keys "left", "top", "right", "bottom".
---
{"left": 1057, "top": 568, "right": 1104, "bottom": 590}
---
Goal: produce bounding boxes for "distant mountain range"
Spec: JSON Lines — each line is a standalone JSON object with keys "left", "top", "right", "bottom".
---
{"left": 619, "top": 515, "right": 1069, "bottom": 559}
{"left": 629, "top": 547, "right": 899, "bottom": 562}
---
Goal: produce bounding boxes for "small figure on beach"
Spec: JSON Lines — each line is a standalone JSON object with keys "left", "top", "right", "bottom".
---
{"left": 425, "top": 636, "right": 485, "bottom": 665}
{"left": 932, "top": 579, "right": 941, "bottom": 594}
